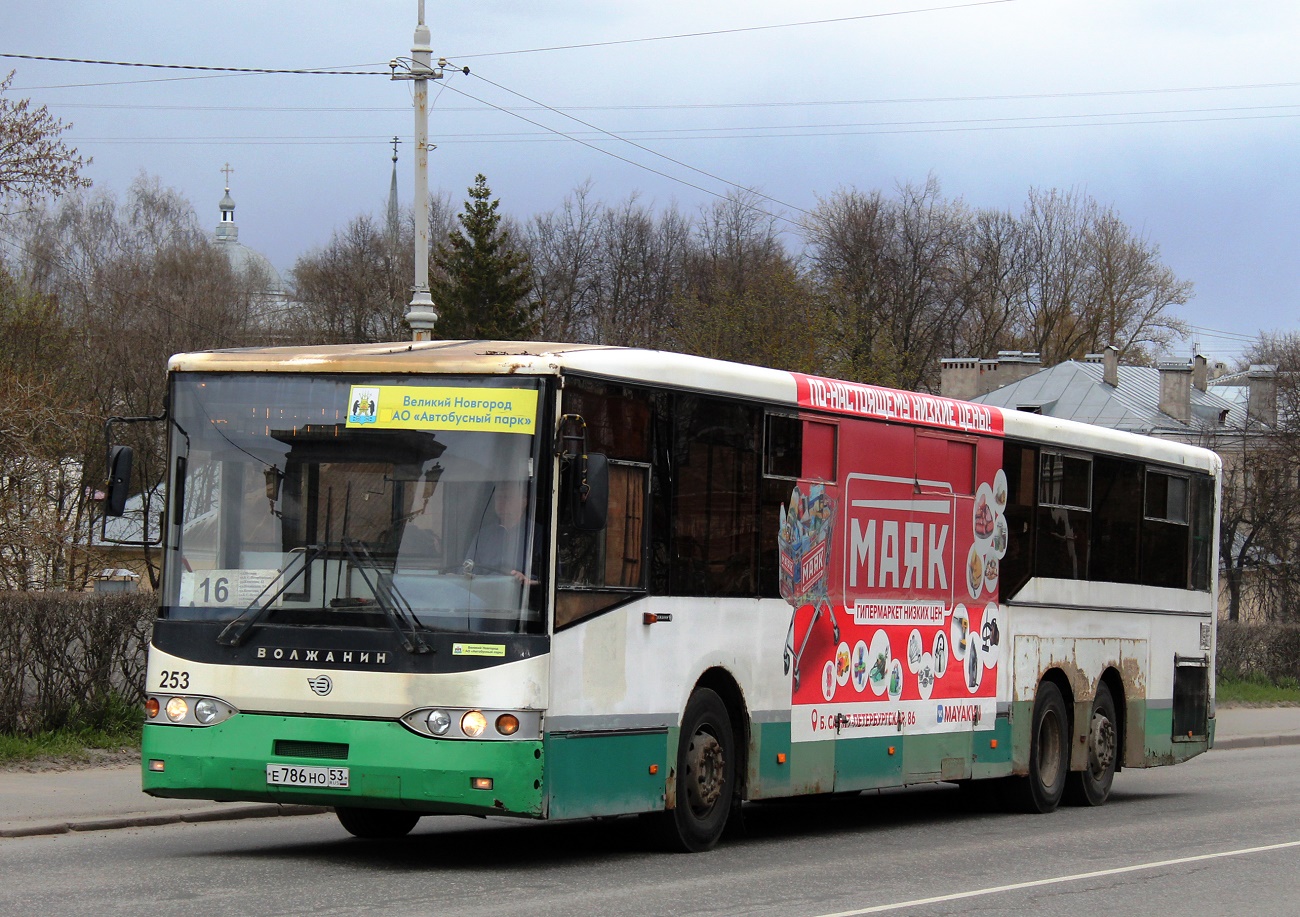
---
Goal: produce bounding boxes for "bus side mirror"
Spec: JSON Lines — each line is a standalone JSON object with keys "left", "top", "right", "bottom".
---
{"left": 105, "top": 445, "right": 134, "bottom": 517}
{"left": 571, "top": 452, "right": 609, "bottom": 532}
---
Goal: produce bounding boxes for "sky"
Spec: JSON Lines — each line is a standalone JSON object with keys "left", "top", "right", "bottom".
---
{"left": 3, "top": 0, "right": 1298, "bottom": 367}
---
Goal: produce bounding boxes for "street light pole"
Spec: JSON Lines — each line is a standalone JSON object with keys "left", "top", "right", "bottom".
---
{"left": 392, "top": 0, "right": 440, "bottom": 341}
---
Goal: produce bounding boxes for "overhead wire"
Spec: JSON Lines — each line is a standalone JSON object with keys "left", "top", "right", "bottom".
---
{"left": 60, "top": 105, "right": 1300, "bottom": 146}
{"left": 434, "top": 78, "right": 804, "bottom": 229}
{"left": 0, "top": 52, "right": 387, "bottom": 76}
{"left": 457, "top": 68, "right": 810, "bottom": 217}
{"left": 34, "top": 79, "right": 1300, "bottom": 114}
{"left": 448, "top": 0, "right": 1019, "bottom": 58}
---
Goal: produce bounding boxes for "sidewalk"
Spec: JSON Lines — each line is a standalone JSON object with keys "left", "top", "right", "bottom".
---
{"left": 0, "top": 765, "right": 326, "bottom": 838}
{"left": 3, "top": 706, "right": 1299, "bottom": 838}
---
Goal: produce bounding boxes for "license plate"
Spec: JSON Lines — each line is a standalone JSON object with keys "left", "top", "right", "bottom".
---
{"left": 266, "top": 764, "right": 349, "bottom": 789}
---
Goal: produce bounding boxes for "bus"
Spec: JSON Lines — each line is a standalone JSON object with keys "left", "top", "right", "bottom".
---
{"left": 113, "top": 341, "right": 1219, "bottom": 851}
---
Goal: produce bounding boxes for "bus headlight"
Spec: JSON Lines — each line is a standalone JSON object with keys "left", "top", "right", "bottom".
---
{"left": 427, "top": 709, "right": 452, "bottom": 736}
{"left": 165, "top": 697, "right": 189, "bottom": 722}
{"left": 461, "top": 710, "right": 488, "bottom": 738}
{"left": 194, "top": 698, "right": 221, "bottom": 725}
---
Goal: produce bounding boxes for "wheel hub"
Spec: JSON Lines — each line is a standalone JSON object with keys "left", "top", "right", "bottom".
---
{"left": 1088, "top": 710, "right": 1117, "bottom": 777}
{"left": 685, "top": 730, "right": 726, "bottom": 813}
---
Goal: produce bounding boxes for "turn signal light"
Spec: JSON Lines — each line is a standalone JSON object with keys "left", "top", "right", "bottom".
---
{"left": 495, "top": 714, "right": 520, "bottom": 736}
{"left": 471, "top": 777, "right": 494, "bottom": 791}
{"left": 145, "top": 698, "right": 160, "bottom": 719}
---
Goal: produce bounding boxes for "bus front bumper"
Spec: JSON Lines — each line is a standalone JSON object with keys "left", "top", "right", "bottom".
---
{"left": 142, "top": 714, "right": 545, "bottom": 818}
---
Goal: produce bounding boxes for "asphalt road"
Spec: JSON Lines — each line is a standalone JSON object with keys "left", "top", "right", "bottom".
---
{"left": 3, "top": 746, "right": 1299, "bottom": 917}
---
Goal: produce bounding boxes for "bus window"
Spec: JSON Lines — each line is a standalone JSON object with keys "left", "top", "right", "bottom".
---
{"left": 1090, "top": 456, "right": 1142, "bottom": 585}
{"left": 1190, "top": 474, "right": 1214, "bottom": 591}
{"left": 671, "top": 395, "right": 761, "bottom": 597}
{"left": 555, "top": 378, "right": 655, "bottom": 629}
{"left": 556, "top": 461, "right": 650, "bottom": 628}
{"left": 1142, "top": 470, "right": 1190, "bottom": 589}
{"left": 764, "top": 414, "right": 801, "bottom": 479}
{"left": 1036, "top": 451, "right": 1091, "bottom": 581}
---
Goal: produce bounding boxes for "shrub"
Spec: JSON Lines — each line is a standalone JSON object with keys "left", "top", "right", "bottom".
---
{"left": 0, "top": 591, "right": 154, "bottom": 736}
{"left": 1216, "top": 621, "right": 1300, "bottom": 684}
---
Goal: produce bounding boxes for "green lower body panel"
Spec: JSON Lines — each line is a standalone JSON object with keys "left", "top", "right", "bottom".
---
{"left": 544, "top": 730, "right": 672, "bottom": 820}
{"left": 142, "top": 715, "right": 545, "bottom": 818}
{"left": 1141, "top": 704, "right": 1211, "bottom": 765}
{"left": 746, "top": 719, "right": 1013, "bottom": 798}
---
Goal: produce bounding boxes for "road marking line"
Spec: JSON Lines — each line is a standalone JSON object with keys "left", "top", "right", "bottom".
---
{"left": 811, "top": 839, "right": 1300, "bottom": 916}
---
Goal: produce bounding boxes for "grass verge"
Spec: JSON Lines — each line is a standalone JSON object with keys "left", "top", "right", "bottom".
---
{"left": 0, "top": 724, "right": 140, "bottom": 766}
{"left": 1217, "top": 675, "right": 1300, "bottom": 706}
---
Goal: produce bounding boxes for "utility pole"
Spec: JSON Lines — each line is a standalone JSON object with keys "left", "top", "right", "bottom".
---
{"left": 391, "top": 0, "right": 441, "bottom": 341}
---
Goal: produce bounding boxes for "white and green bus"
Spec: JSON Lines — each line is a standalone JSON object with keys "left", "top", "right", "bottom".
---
{"left": 118, "top": 341, "right": 1218, "bottom": 851}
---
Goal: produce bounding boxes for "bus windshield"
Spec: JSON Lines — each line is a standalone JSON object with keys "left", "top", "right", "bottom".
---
{"left": 162, "top": 372, "right": 547, "bottom": 635}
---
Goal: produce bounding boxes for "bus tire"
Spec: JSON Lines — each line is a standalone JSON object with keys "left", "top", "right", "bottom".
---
{"left": 335, "top": 806, "right": 421, "bottom": 839}
{"left": 661, "top": 688, "right": 736, "bottom": 852}
{"left": 1064, "top": 682, "right": 1118, "bottom": 807}
{"left": 1008, "top": 680, "right": 1069, "bottom": 814}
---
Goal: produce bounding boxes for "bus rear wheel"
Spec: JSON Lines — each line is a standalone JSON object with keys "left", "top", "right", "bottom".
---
{"left": 335, "top": 806, "right": 421, "bottom": 839}
{"left": 1008, "top": 680, "right": 1069, "bottom": 814}
{"left": 1064, "top": 682, "right": 1118, "bottom": 807}
{"left": 660, "top": 688, "right": 736, "bottom": 852}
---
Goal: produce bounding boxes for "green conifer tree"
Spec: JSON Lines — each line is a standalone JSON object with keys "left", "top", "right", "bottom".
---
{"left": 434, "top": 174, "right": 534, "bottom": 340}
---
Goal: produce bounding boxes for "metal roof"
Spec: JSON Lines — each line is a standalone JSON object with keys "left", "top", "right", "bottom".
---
{"left": 971, "top": 361, "right": 1247, "bottom": 435}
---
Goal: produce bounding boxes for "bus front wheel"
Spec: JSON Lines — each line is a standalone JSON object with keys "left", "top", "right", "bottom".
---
{"left": 1064, "top": 682, "right": 1118, "bottom": 807}
{"left": 335, "top": 806, "right": 421, "bottom": 839}
{"left": 661, "top": 688, "right": 736, "bottom": 852}
{"left": 1008, "top": 680, "right": 1069, "bottom": 814}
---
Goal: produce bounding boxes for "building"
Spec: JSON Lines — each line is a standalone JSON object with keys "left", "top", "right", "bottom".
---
{"left": 941, "top": 347, "right": 1261, "bottom": 439}
{"left": 213, "top": 166, "right": 289, "bottom": 322}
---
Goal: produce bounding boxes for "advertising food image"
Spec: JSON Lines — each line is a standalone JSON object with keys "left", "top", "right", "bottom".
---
{"left": 782, "top": 382, "right": 1006, "bottom": 744}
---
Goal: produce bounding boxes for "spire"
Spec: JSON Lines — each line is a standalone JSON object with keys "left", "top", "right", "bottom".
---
{"left": 387, "top": 136, "right": 401, "bottom": 245}
{"left": 216, "top": 162, "right": 238, "bottom": 243}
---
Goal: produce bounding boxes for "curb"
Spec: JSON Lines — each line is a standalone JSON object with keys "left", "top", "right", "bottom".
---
{"left": 1212, "top": 734, "right": 1300, "bottom": 752}
{"left": 0, "top": 804, "right": 329, "bottom": 839}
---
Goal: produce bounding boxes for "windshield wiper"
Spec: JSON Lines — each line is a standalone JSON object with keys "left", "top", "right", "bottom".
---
{"left": 338, "top": 537, "right": 432, "bottom": 655}
{"left": 217, "top": 545, "right": 324, "bottom": 647}
{"left": 217, "top": 541, "right": 432, "bottom": 654}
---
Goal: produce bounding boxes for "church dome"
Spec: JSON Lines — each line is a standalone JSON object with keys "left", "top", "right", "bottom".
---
{"left": 212, "top": 171, "right": 286, "bottom": 299}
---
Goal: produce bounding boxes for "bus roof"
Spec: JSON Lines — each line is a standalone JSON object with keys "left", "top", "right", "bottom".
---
{"left": 169, "top": 340, "right": 1219, "bottom": 475}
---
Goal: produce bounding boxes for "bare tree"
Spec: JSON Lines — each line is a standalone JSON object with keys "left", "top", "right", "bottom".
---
{"left": 1080, "top": 207, "right": 1190, "bottom": 362}
{"left": 286, "top": 198, "right": 453, "bottom": 344}
{"left": 0, "top": 71, "right": 90, "bottom": 215}
{"left": 950, "top": 206, "right": 1027, "bottom": 361}
{"left": 1014, "top": 187, "right": 1095, "bottom": 363}
{"left": 595, "top": 194, "right": 689, "bottom": 347}
{"left": 804, "top": 177, "right": 971, "bottom": 391}
{"left": 526, "top": 181, "right": 602, "bottom": 342}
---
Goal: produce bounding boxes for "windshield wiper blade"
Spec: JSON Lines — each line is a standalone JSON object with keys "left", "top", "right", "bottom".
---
{"left": 339, "top": 538, "right": 432, "bottom": 655}
{"left": 217, "top": 545, "right": 323, "bottom": 647}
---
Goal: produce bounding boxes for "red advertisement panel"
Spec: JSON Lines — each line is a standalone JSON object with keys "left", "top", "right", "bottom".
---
{"left": 779, "top": 411, "right": 1008, "bottom": 743}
